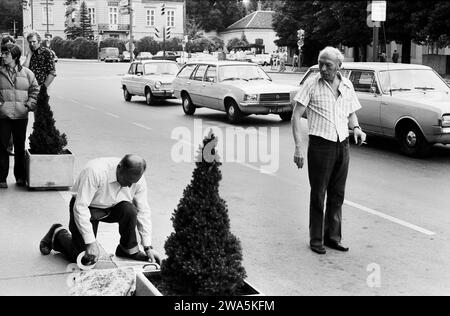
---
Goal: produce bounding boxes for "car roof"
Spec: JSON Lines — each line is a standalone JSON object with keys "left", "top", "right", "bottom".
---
{"left": 136, "top": 60, "right": 178, "bottom": 64}
{"left": 309, "top": 62, "right": 432, "bottom": 71}
{"left": 184, "top": 61, "right": 258, "bottom": 66}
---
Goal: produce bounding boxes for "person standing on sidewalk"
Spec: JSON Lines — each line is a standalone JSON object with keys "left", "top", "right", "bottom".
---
{"left": 39, "top": 155, "right": 161, "bottom": 265}
{"left": 23, "top": 31, "right": 56, "bottom": 89}
{"left": 291, "top": 46, "right": 366, "bottom": 255}
{"left": 0, "top": 44, "right": 39, "bottom": 189}
{"left": 1, "top": 36, "right": 16, "bottom": 157}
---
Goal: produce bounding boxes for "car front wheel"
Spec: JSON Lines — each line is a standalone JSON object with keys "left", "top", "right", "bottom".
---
{"left": 226, "top": 100, "right": 242, "bottom": 123}
{"left": 398, "top": 124, "right": 430, "bottom": 157}
{"left": 123, "top": 88, "right": 132, "bottom": 101}
{"left": 182, "top": 94, "right": 196, "bottom": 115}
{"left": 145, "top": 89, "right": 154, "bottom": 105}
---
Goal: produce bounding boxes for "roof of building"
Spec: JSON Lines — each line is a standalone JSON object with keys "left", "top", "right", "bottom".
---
{"left": 226, "top": 11, "right": 275, "bottom": 31}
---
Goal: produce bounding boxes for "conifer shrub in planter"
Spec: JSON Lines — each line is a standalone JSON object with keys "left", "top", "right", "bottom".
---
{"left": 136, "top": 132, "right": 261, "bottom": 296}
{"left": 26, "top": 86, "right": 74, "bottom": 189}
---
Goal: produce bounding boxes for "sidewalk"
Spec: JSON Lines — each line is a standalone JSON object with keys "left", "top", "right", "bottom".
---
{"left": 0, "top": 159, "right": 143, "bottom": 295}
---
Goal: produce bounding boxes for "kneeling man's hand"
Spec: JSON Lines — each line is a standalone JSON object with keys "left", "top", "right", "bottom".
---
{"left": 145, "top": 247, "right": 162, "bottom": 265}
{"left": 85, "top": 241, "right": 100, "bottom": 264}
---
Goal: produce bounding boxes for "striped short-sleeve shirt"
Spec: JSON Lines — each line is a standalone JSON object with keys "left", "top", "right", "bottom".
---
{"left": 294, "top": 72, "right": 362, "bottom": 142}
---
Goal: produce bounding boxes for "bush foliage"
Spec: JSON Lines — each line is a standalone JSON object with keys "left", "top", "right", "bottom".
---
{"left": 161, "top": 132, "right": 247, "bottom": 296}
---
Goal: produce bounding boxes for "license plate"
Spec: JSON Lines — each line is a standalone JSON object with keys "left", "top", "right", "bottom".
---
{"left": 270, "top": 107, "right": 283, "bottom": 114}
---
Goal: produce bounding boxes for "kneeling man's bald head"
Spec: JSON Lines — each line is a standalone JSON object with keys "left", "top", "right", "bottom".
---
{"left": 117, "top": 155, "right": 147, "bottom": 187}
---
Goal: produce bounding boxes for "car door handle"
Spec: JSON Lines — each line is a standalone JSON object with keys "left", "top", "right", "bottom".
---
{"left": 202, "top": 84, "right": 206, "bottom": 87}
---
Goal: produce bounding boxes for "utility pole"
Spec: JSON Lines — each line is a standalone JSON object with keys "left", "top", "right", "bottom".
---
{"left": 161, "top": 1, "right": 166, "bottom": 57}
{"left": 129, "top": 0, "right": 134, "bottom": 62}
{"left": 31, "top": 0, "right": 34, "bottom": 30}
{"left": 46, "top": 0, "right": 49, "bottom": 35}
{"left": 12, "top": 20, "right": 17, "bottom": 38}
{"left": 373, "top": 26, "right": 379, "bottom": 62}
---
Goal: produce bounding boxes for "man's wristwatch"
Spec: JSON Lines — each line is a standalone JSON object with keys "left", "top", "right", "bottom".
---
{"left": 353, "top": 126, "right": 361, "bottom": 131}
{"left": 144, "top": 246, "right": 153, "bottom": 251}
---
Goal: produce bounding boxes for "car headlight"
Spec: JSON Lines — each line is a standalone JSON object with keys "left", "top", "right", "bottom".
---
{"left": 441, "top": 114, "right": 450, "bottom": 127}
{"left": 244, "top": 94, "right": 258, "bottom": 102}
{"left": 154, "top": 81, "right": 162, "bottom": 89}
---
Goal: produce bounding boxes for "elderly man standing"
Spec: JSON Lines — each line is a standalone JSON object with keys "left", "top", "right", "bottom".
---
{"left": 39, "top": 155, "right": 161, "bottom": 265}
{"left": 291, "top": 47, "right": 366, "bottom": 255}
{"left": 23, "top": 31, "right": 56, "bottom": 89}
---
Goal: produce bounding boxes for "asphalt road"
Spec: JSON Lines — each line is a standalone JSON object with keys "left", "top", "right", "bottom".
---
{"left": 47, "top": 60, "right": 450, "bottom": 295}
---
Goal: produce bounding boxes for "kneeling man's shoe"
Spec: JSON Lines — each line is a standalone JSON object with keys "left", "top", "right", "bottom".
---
{"left": 324, "top": 240, "right": 349, "bottom": 252}
{"left": 310, "top": 245, "right": 326, "bottom": 255}
{"left": 40, "top": 224, "right": 63, "bottom": 255}
{"left": 115, "top": 245, "right": 149, "bottom": 262}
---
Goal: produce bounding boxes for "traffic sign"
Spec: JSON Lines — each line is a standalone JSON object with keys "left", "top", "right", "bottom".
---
{"left": 371, "top": 1, "right": 386, "bottom": 22}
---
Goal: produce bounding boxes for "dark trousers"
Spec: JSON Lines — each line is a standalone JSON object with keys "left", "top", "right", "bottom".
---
{"left": 307, "top": 136, "right": 349, "bottom": 247}
{"left": 0, "top": 118, "right": 28, "bottom": 182}
{"left": 54, "top": 197, "right": 139, "bottom": 262}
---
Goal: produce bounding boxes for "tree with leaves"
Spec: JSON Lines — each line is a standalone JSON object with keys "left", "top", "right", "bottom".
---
{"left": 161, "top": 132, "right": 247, "bottom": 296}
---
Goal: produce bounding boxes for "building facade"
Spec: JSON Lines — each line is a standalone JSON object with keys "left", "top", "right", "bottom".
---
{"left": 22, "top": 0, "right": 185, "bottom": 42}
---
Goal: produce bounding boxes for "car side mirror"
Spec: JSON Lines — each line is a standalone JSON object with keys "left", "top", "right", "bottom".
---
{"left": 136, "top": 72, "right": 143, "bottom": 76}
{"left": 208, "top": 77, "right": 216, "bottom": 83}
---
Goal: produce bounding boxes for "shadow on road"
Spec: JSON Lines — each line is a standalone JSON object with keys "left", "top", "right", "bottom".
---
{"left": 354, "top": 134, "right": 450, "bottom": 161}
{"left": 186, "top": 112, "right": 292, "bottom": 128}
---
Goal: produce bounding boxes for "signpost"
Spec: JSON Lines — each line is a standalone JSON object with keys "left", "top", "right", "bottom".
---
{"left": 367, "top": 1, "right": 386, "bottom": 62}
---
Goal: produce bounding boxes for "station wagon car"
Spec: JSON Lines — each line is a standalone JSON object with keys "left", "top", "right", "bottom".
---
{"left": 300, "top": 62, "right": 450, "bottom": 157}
{"left": 121, "top": 60, "right": 180, "bottom": 105}
{"left": 173, "top": 61, "right": 298, "bottom": 123}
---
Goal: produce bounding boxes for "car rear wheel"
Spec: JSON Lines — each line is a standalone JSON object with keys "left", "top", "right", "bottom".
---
{"left": 226, "top": 100, "right": 242, "bottom": 124}
{"left": 182, "top": 93, "right": 196, "bottom": 115}
{"left": 123, "top": 88, "right": 132, "bottom": 102}
{"left": 145, "top": 89, "right": 154, "bottom": 105}
{"left": 279, "top": 112, "right": 292, "bottom": 122}
{"left": 398, "top": 124, "right": 430, "bottom": 157}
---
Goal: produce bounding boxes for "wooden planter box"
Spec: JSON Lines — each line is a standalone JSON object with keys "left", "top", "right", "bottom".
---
{"left": 25, "top": 149, "right": 75, "bottom": 190}
{"left": 135, "top": 271, "right": 262, "bottom": 296}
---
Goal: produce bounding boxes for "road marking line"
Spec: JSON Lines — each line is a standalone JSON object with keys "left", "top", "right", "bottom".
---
{"left": 345, "top": 200, "right": 436, "bottom": 236}
{"left": 71, "top": 99, "right": 81, "bottom": 104}
{"left": 106, "top": 112, "right": 120, "bottom": 119}
{"left": 133, "top": 122, "right": 153, "bottom": 131}
{"left": 83, "top": 105, "right": 96, "bottom": 110}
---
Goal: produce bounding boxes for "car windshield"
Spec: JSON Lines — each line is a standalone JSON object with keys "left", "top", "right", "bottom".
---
{"left": 378, "top": 69, "right": 450, "bottom": 93}
{"left": 218, "top": 65, "right": 271, "bottom": 82}
{"left": 144, "top": 63, "right": 179, "bottom": 75}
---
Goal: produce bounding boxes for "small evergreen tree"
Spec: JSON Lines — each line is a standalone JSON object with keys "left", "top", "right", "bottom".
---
{"left": 161, "top": 132, "right": 247, "bottom": 296}
{"left": 29, "top": 87, "right": 68, "bottom": 155}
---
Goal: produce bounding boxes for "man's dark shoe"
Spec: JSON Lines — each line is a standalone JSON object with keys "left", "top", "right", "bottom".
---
{"left": 16, "top": 179, "right": 26, "bottom": 187}
{"left": 7, "top": 150, "right": 14, "bottom": 156}
{"left": 310, "top": 245, "right": 326, "bottom": 255}
{"left": 324, "top": 240, "right": 349, "bottom": 252}
{"left": 0, "top": 182, "right": 7, "bottom": 189}
{"left": 39, "top": 224, "right": 63, "bottom": 255}
{"left": 115, "top": 245, "right": 149, "bottom": 262}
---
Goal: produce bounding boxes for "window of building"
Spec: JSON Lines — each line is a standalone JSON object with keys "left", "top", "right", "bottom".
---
{"left": 109, "top": 7, "right": 118, "bottom": 25}
{"left": 146, "top": 9, "right": 155, "bottom": 26}
{"left": 88, "top": 7, "right": 96, "bottom": 25}
{"left": 167, "top": 10, "right": 175, "bottom": 27}
{"left": 42, "top": 5, "right": 54, "bottom": 25}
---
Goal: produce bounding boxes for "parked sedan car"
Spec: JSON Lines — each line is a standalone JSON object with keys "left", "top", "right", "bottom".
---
{"left": 121, "top": 60, "right": 180, "bottom": 105}
{"left": 300, "top": 62, "right": 450, "bottom": 157}
{"left": 120, "top": 50, "right": 131, "bottom": 62}
{"left": 136, "top": 52, "right": 153, "bottom": 60}
{"left": 173, "top": 61, "right": 299, "bottom": 123}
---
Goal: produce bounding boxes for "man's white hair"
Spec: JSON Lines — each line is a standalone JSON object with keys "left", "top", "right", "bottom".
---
{"left": 318, "top": 46, "right": 344, "bottom": 66}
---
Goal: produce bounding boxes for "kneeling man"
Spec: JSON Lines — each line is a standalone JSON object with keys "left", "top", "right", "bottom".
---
{"left": 40, "top": 155, "right": 161, "bottom": 265}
